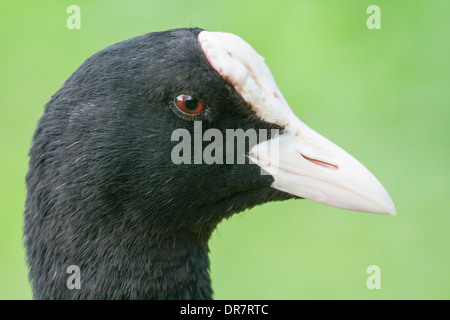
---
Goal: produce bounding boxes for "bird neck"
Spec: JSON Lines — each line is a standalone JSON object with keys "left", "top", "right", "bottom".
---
{"left": 109, "top": 234, "right": 213, "bottom": 299}
{"left": 30, "top": 208, "right": 215, "bottom": 299}
{"left": 79, "top": 223, "right": 214, "bottom": 300}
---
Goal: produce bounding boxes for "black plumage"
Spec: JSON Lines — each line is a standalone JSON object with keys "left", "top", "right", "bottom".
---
{"left": 24, "top": 28, "right": 293, "bottom": 299}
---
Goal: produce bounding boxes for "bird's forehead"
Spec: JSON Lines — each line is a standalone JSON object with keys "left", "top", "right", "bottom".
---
{"left": 198, "top": 31, "right": 294, "bottom": 127}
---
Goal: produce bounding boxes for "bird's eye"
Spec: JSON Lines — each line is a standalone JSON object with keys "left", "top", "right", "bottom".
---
{"left": 175, "top": 94, "right": 205, "bottom": 115}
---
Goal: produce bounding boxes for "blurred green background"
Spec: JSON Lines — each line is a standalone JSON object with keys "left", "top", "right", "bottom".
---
{"left": 1, "top": 0, "right": 449, "bottom": 299}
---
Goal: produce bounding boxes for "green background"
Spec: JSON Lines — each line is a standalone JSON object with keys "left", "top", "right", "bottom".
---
{"left": 1, "top": 0, "right": 449, "bottom": 299}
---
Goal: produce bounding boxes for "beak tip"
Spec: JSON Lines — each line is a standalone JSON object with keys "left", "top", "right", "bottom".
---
{"left": 387, "top": 205, "right": 397, "bottom": 216}
{"left": 380, "top": 196, "right": 396, "bottom": 216}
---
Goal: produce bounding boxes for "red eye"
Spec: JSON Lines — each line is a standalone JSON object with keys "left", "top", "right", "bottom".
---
{"left": 175, "top": 94, "right": 205, "bottom": 115}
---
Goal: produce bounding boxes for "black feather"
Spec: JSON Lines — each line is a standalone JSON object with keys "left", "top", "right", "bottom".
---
{"left": 24, "top": 28, "right": 293, "bottom": 300}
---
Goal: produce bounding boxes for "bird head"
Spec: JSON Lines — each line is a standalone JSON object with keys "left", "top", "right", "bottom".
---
{"left": 53, "top": 28, "right": 394, "bottom": 239}
{"left": 26, "top": 27, "right": 396, "bottom": 300}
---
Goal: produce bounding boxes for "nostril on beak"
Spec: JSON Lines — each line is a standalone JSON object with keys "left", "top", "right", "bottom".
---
{"left": 300, "top": 153, "right": 339, "bottom": 170}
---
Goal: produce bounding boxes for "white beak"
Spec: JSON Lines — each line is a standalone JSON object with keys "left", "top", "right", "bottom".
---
{"left": 198, "top": 30, "right": 396, "bottom": 215}
{"left": 249, "top": 117, "right": 396, "bottom": 215}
